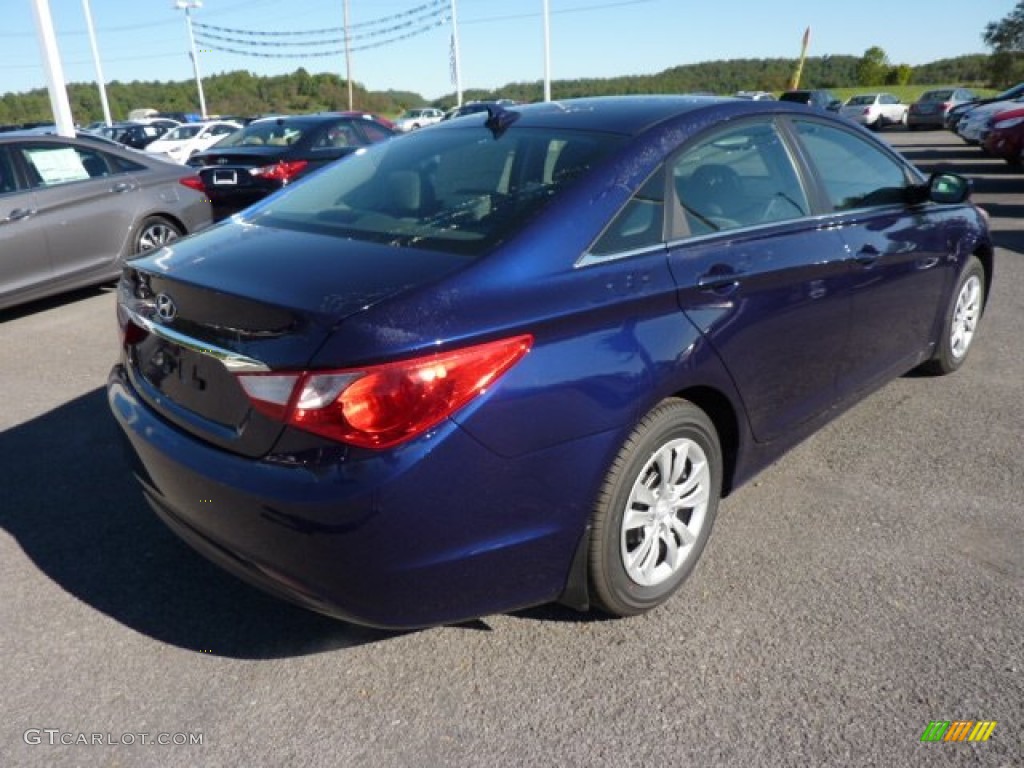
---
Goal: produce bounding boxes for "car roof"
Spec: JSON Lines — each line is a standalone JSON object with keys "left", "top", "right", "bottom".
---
{"left": 452, "top": 95, "right": 737, "bottom": 135}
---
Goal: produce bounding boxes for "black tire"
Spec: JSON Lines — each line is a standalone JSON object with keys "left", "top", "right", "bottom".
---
{"left": 922, "top": 255, "right": 985, "bottom": 375}
{"left": 589, "top": 399, "right": 722, "bottom": 617}
{"left": 133, "top": 215, "right": 183, "bottom": 255}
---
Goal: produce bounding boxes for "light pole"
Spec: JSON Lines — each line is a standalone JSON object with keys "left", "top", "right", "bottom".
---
{"left": 343, "top": 0, "right": 353, "bottom": 110}
{"left": 450, "top": 0, "right": 462, "bottom": 107}
{"left": 174, "top": 0, "right": 207, "bottom": 119}
{"left": 82, "top": 0, "right": 112, "bottom": 126}
{"left": 542, "top": 0, "right": 551, "bottom": 101}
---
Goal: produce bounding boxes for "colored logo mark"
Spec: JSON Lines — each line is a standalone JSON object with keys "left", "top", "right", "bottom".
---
{"left": 920, "top": 720, "right": 997, "bottom": 742}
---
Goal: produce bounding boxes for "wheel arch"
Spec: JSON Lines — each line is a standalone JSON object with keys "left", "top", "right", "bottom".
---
{"left": 123, "top": 211, "right": 189, "bottom": 257}
{"left": 674, "top": 385, "right": 741, "bottom": 498}
{"left": 973, "top": 243, "right": 994, "bottom": 316}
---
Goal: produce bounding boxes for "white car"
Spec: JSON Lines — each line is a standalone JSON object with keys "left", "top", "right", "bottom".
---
{"left": 956, "top": 97, "right": 1024, "bottom": 145}
{"left": 393, "top": 107, "right": 445, "bottom": 132}
{"left": 144, "top": 120, "right": 241, "bottom": 164}
{"left": 839, "top": 93, "right": 908, "bottom": 130}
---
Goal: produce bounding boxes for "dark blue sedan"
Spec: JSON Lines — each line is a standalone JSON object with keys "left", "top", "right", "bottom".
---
{"left": 108, "top": 96, "right": 992, "bottom": 628}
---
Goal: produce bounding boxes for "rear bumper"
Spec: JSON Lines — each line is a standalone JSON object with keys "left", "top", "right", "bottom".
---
{"left": 983, "top": 129, "right": 1024, "bottom": 161}
{"left": 107, "top": 364, "right": 603, "bottom": 628}
{"left": 907, "top": 113, "right": 944, "bottom": 127}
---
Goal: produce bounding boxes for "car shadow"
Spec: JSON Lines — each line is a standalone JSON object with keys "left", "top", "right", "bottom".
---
{"left": 0, "top": 283, "right": 112, "bottom": 323}
{"left": 0, "top": 389, "right": 405, "bottom": 658}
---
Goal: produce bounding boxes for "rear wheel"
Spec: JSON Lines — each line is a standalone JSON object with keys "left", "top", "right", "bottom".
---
{"left": 589, "top": 399, "right": 721, "bottom": 617}
{"left": 922, "top": 255, "right": 985, "bottom": 375}
{"left": 133, "top": 215, "right": 183, "bottom": 254}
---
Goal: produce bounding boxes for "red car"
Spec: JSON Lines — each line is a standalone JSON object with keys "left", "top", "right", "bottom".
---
{"left": 983, "top": 106, "right": 1024, "bottom": 166}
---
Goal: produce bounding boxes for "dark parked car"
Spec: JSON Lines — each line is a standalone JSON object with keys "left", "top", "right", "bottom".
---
{"left": 187, "top": 112, "right": 395, "bottom": 219}
{"left": 907, "top": 87, "right": 977, "bottom": 130}
{"left": 0, "top": 134, "right": 211, "bottom": 311}
{"left": 944, "top": 82, "right": 1024, "bottom": 131}
{"left": 96, "top": 120, "right": 180, "bottom": 150}
{"left": 982, "top": 105, "right": 1024, "bottom": 166}
{"left": 109, "top": 96, "right": 992, "bottom": 629}
{"left": 778, "top": 89, "right": 842, "bottom": 111}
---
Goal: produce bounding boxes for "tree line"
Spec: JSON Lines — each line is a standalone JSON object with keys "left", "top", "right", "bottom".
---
{"left": 0, "top": 53, "right": 1005, "bottom": 126}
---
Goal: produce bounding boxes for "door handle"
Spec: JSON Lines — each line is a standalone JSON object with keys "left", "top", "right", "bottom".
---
{"left": 697, "top": 267, "right": 745, "bottom": 291}
{"left": 854, "top": 245, "right": 881, "bottom": 267}
{"left": 4, "top": 207, "right": 37, "bottom": 222}
{"left": 111, "top": 182, "right": 134, "bottom": 194}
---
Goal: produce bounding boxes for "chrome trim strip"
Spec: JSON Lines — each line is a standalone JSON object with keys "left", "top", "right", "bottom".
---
{"left": 126, "top": 309, "right": 271, "bottom": 373}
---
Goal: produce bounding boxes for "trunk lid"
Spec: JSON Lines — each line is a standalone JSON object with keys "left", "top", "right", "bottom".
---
{"left": 119, "top": 221, "right": 469, "bottom": 456}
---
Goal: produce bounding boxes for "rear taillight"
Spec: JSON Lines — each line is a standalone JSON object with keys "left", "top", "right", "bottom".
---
{"left": 178, "top": 175, "right": 205, "bottom": 192}
{"left": 236, "top": 335, "right": 533, "bottom": 449}
{"left": 862, "top": 108, "right": 871, "bottom": 116}
{"left": 250, "top": 160, "right": 308, "bottom": 183}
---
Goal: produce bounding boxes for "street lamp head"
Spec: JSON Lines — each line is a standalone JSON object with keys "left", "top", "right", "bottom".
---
{"left": 174, "top": 1, "right": 203, "bottom": 9}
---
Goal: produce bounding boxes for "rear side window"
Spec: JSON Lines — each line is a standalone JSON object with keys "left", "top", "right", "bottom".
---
{"left": 0, "top": 149, "right": 16, "bottom": 194}
{"left": 793, "top": 120, "right": 909, "bottom": 211}
{"left": 17, "top": 144, "right": 117, "bottom": 187}
{"left": 590, "top": 169, "right": 665, "bottom": 257}
{"left": 672, "top": 119, "right": 809, "bottom": 236}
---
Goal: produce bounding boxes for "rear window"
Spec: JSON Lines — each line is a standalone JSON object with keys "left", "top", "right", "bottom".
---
{"left": 164, "top": 125, "right": 203, "bottom": 141}
{"left": 921, "top": 90, "right": 953, "bottom": 102}
{"left": 847, "top": 95, "right": 875, "bottom": 106}
{"left": 218, "top": 119, "right": 310, "bottom": 148}
{"left": 246, "top": 125, "right": 625, "bottom": 257}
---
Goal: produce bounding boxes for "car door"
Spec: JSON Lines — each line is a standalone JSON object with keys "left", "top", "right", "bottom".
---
{"left": 789, "top": 119, "right": 952, "bottom": 393}
{"left": 665, "top": 118, "right": 854, "bottom": 443}
{"left": 0, "top": 145, "right": 53, "bottom": 304}
{"left": 12, "top": 141, "right": 139, "bottom": 281}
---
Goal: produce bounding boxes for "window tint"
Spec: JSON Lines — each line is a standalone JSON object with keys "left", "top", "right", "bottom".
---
{"left": 672, "top": 119, "right": 808, "bottom": 236}
{"left": 590, "top": 169, "right": 665, "bottom": 257}
{"left": 793, "top": 120, "right": 908, "bottom": 211}
{"left": 18, "top": 144, "right": 115, "bottom": 188}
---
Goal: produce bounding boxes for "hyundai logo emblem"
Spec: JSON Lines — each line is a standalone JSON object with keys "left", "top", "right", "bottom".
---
{"left": 155, "top": 293, "right": 177, "bottom": 323}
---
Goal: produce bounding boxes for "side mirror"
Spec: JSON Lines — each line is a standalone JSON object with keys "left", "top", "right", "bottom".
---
{"left": 929, "top": 173, "right": 970, "bottom": 204}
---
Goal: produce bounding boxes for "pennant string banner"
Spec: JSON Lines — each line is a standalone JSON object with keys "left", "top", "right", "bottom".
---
{"left": 191, "top": 0, "right": 447, "bottom": 38}
{"left": 194, "top": 18, "right": 449, "bottom": 58}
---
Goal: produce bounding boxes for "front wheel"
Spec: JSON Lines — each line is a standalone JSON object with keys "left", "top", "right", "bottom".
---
{"left": 589, "top": 399, "right": 722, "bottom": 617}
{"left": 922, "top": 255, "right": 985, "bottom": 375}
{"left": 133, "top": 215, "right": 183, "bottom": 254}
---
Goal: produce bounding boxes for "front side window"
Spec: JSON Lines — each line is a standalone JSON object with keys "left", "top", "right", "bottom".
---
{"left": 672, "top": 119, "right": 809, "bottom": 236}
{"left": 793, "top": 120, "right": 909, "bottom": 211}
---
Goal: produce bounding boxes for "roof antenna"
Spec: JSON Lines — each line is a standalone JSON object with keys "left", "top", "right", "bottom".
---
{"left": 484, "top": 104, "right": 520, "bottom": 139}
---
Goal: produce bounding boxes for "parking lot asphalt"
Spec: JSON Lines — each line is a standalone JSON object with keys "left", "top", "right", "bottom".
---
{"left": 1, "top": 128, "right": 1021, "bottom": 768}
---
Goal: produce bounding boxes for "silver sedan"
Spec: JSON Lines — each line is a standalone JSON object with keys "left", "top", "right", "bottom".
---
{"left": 0, "top": 133, "right": 212, "bottom": 311}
